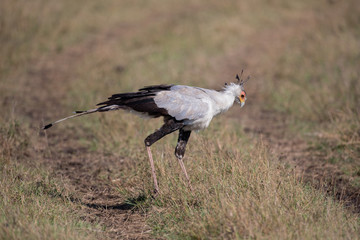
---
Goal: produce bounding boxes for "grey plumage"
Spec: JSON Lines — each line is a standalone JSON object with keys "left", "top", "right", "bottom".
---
{"left": 154, "top": 86, "right": 211, "bottom": 121}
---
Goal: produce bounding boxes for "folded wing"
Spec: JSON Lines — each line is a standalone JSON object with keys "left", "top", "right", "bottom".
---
{"left": 154, "top": 85, "right": 212, "bottom": 121}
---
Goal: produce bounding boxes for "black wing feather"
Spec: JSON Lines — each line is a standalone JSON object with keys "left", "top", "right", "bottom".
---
{"left": 138, "top": 84, "right": 174, "bottom": 92}
{"left": 96, "top": 84, "right": 173, "bottom": 117}
{"left": 98, "top": 84, "right": 173, "bottom": 104}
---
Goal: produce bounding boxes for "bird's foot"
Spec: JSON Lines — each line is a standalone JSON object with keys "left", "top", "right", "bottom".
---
{"left": 151, "top": 188, "right": 160, "bottom": 199}
{"left": 187, "top": 182, "right": 194, "bottom": 192}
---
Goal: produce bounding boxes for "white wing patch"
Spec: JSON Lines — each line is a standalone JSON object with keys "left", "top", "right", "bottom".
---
{"left": 154, "top": 85, "right": 213, "bottom": 121}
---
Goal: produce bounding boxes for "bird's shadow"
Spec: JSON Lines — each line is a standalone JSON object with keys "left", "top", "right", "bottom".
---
{"left": 71, "top": 194, "right": 147, "bottom": 211}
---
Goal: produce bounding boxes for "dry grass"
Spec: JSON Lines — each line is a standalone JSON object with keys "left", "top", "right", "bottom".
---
{"left": 0, "top": 162, "right": 100, "bottom": 240}
{"left": 263, "top": 1, "right": 360, "bottom": 181}
{"left": 82, "top": 114, "right": 359, "bottom": 239}
{"left": 0, "top": 120, "right": 101, "bottom": 240}
{"left": 148, "top": 135, "right": 358, "bottom": 239}
{"left": 1, "top": 0, "right": 360, "bottom": 239}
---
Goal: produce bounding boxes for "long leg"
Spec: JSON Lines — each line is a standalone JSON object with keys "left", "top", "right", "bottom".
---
{"left": 175, "top": 129, "right": 192, "bottom": 190}
{"left": 146, "top": 146, "right": 159, "bottom": 194}
{"left": 145, "top": 118, "right": 183, "bottom": 194}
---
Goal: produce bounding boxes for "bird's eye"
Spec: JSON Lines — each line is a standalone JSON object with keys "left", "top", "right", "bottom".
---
{"left": 240, "top": 94, "right": 245, "bottom": 98}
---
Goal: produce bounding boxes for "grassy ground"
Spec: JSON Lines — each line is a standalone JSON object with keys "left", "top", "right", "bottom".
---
{"left": 1, "top": 0, "right": 359, "bottom": 239}
{"left": 264, "top": 1, "right": 360, "bottom": 185}
{"left": 0, "top": 120, "right": 102, "bottom": 239}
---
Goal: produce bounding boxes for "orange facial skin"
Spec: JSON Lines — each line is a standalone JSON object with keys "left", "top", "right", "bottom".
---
{"left": 239, "top": 90, "right": 246, "bottom": 103}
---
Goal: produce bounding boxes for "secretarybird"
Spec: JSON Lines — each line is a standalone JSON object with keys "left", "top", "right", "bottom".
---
{"left": 43, "top": 73, "right": 248, "bottom": 193}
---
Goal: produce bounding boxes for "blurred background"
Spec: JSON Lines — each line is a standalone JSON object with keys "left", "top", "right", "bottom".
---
{"left": 0, "top": 0, "right": 359, "bottom": 239}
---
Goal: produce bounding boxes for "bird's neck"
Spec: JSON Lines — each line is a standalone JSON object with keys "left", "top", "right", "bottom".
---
{"left": 209, "top": 89, "right": 236, "bottom": 116}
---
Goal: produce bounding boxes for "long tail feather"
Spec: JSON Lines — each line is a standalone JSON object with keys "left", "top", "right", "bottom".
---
{"left": 43, "top": 87, "right": 173, "bottom": 130}
{"left": 43, "top": 108, "right": 100, "bottom": 130}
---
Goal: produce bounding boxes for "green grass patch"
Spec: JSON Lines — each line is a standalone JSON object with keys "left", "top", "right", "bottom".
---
{"left": 0, "top": 162, "right": 100, "bottom": 240}
{"left": 262, "top": 0, "right": 360, "bottom": 181}
{"left": 0, "top": 121, "right": 101, "bottom": 239}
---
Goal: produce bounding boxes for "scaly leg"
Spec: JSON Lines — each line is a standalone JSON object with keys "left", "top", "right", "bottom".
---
{"left": 146, "top": 146, "right": 159, "bottom": 194}
{"left": 175, "top": 129, "right": 193, "bottom": 190}
{"left": 177, "top": 157, "right": 193, "bottom": 191}
{"left": 144, "top": 118, "right": 184, "bottom": 194}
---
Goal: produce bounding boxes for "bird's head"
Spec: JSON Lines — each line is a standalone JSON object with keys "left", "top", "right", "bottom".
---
{"left": 224, "top": 70, "right": 249, "bottom": 108}
{"left": 236, "top": 88, "right": 247, "bottom": 108}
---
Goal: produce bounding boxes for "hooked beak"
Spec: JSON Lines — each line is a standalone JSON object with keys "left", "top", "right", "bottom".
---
{"left": 239, "top": 96, "right": 246, "bottom": 108}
